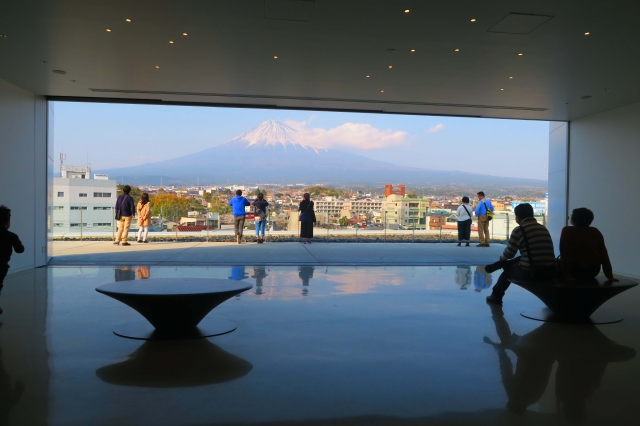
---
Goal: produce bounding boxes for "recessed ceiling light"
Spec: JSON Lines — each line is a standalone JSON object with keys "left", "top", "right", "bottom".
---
{"left": 380, "top": 90, "right": 385, "bottom": 92}
{"left": 509, "top": 76, "right": 513, "bottom": 79}
{"left": 470, "top": 18, "right": 476, "bottom": 22}
{"left": 169, "top": 40, "right": 174, "bottom": 44}
{"left": 410, "top": 49, "right": 416, "bottom": 52}
{"left": 0, "top": 34, "right": 6, "bottom": 38}
{"left": 388, "top": 65, "right": 393, "bottom": 69}
{"left": 404, "top": 10, "right": 410, "bottom": 14}
{"left": 584, "top": 32, "right": 590, "bottom": 36}
{"left": 454, "top": 48, "right": 460, "bottom": 52}
{"left": 366, "top": 75, "right": 370, "bottom": 78}
{"left": 106, "top": 29, "right": 112, "bottom": 32}
{"left": 182, "top": 32, "right": 188, "bottom": 36}
{"left": 155, "top": 65, "right": 160, "bottom": 69}
{"left": 605, "top": 89, "right": 610, "bottom": 92}
{"left": 500, "top": 88, "right": 504, "bottom": 91}
{"left": 125, "top": 18, "right": 132, "bottom": 22}
{"left": 273, "top": 56, "right": 278, "bottom": 59}
{"left": 518, "top": 53, "right": 523, "bottom": 56}
{"left": 52, "top": 70, "right": 66, "bottom": 74}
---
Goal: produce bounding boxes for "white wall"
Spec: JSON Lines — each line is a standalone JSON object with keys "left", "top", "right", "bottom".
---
{"left": 0, "top": 78, "right": 48, "bottom": 273}
{"left": 569, "top": 101, "right": 640, "bottom": 278}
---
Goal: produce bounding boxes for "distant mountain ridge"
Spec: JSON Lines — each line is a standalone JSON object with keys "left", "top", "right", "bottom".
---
{"left": 97, "top": 120, "right": 547, "bottom": 189}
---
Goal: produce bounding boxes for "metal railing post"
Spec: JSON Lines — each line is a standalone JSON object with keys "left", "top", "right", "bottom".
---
{"left": 506, "top": 213, "right": 510, "bottom": 241}
{"left": 80, "top": 208, "right": 83, "bottom": 241}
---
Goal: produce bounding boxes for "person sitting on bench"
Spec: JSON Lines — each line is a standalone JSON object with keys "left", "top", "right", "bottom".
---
{"left": 560, "top": 207, "right": 616, "bottom": 282}
{"left": 485, "top": 203, "right": 557, "bottom": 305}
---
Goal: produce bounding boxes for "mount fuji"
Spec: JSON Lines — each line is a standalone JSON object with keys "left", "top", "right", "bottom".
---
{"left": 97, "top": 120, "right": 546, "bottom": 189}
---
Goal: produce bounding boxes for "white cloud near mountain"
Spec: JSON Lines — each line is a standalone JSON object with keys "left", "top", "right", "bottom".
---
{"left": 426, "top": 124, "right": 445, "bottom": 133}
{"left": 284, "top": 120, "right": 407, "bottom": 150}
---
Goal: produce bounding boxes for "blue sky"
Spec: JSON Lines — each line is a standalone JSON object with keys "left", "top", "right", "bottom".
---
{"left": 53, "top": 102, "right": 549, "bottom": 180}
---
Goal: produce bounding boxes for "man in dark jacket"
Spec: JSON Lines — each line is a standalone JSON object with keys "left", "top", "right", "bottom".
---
{"left": 0, "top": 205, "right": 25, "bottom": 315}
{"left": 114, "top": 185, "right": 135, "bottom": 246}
{"left": 228, "top": 190, "right": 250, "bottom": 244}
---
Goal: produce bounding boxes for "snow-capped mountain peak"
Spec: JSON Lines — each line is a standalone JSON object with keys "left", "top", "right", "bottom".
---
{"left": 227, "top": 120, "right": 320, "bottom": 152}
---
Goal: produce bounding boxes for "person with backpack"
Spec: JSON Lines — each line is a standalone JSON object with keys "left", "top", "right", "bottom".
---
{"left": 114, "top": 185, "right": 135, "bottom": 246}
{"left": 252, "top": 193, "right": 269, "bottom": 244}
{"left": 475, "top": 191, "right": 494, "bottom": 247}
{"left": 456, "top": 196, "right": 473, "bottom": 247}
{"left": 228, "top": 190, "right": 251, "bottom": 244}
{"left": 298, "top": 193, "right": 316, "bottom": 244}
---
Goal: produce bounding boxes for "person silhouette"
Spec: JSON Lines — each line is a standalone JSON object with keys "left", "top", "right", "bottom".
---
{"left": 484, "top": 303, "right": 636, "bottom": 420}
{"left": 0, "top": 345, "right": 25, "bottom": 425}
{"left": 229, "top": 266, "right": 248, "bottom": 281}
{"left": 455, "top": 266, "right": 471, "bottom": 290}
{"left": 299, "top": 266, "right": 315, "bottom": 296}
{"left": 251, "top": 267, "right": 268, "bottom": 296}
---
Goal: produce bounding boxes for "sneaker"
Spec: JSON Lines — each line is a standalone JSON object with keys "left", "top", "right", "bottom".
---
{"left": 486, "top": 294, "right": 503, "bottom": 305}
{"left": 465, "top": 243, "right": 470, "bottom": 247}
{"left": 137, "top": 240, "right": 142, "bottom": 243}
{"left": 456, "top": 243, "right": 461, "bottom": 247}
{"left": 113, "top": 241, "right": 120, "bottom": 245}
{"left": 122, "top": 242, "right": 131, "bottom": 246}
{"left": 476, "top": 243, "right": 488, "bottom": 247}
{"left": 143, "top": 240, "right": 149, "bottom": 243}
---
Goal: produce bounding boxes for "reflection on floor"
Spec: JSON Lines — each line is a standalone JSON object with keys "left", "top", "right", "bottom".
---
{"left": 1, "top": 265, "right": 639, "bottom": 426}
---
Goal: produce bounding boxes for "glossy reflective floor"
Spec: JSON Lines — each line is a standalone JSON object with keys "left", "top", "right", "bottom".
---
{"left": 2, "top": 265, "right": 640, "bottom": 425}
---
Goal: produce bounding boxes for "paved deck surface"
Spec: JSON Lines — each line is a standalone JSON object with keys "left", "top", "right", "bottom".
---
{"left": 51, "top": 241, "right": 505, "bottom": 266}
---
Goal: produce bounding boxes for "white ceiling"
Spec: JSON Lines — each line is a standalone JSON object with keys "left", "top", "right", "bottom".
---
{"left": 0, "top": 0, "right": 638, "bottom": 121}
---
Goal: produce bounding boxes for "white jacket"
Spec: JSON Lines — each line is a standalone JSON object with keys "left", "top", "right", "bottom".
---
{"left": 456, "top": 204, "right": 473, "bottom": 221}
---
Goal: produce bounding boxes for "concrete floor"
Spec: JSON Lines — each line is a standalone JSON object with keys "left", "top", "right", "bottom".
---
{"left": 1, "top": 265, "right": 639, "bottom": 426}
{"left": 51, "top": 241, "right": 507, "bottom": 266}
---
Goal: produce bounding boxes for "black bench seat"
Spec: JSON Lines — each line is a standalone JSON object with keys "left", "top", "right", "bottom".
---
{"left": 509, "top": 276, "right": 637, "bottom": 324}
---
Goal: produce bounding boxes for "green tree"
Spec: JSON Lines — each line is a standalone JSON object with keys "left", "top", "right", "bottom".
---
{"left": 406, "top": 192, "right": 418, "bottom": 198}
{"left": 151, "top": 193, "right": 191, "bottom": 220}
{"left": 339, "top": 216, "right": 349, "bottom": 227}
{"left": 224, "top": 188, "right": 231, "bottom": 195}
{"left": 208, "top": 193, "right": 231, "bottom": 214}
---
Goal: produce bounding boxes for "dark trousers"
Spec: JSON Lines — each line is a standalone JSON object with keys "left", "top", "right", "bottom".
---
{"left": 0, "top": 264, "right": 9, "bottom": 295}
{"left": 492, "top": 257, "right": 531, "bottom": 298}
{"left": 457, "top": 219, "right": 471, "bottom": 241}
{"left": 233, "top": 216, "right": 246, "bottom": 237}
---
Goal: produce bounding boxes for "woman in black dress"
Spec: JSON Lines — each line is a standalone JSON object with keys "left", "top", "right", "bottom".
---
{"left": 298, "top": 193, "right": 316, "bottom": 244}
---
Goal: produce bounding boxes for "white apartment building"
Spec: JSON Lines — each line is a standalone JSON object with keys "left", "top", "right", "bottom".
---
{"left": 314, "top": 197, "right": 384, "bottom": 218}
{"left": 52, "top": 170, "right": 118, "bottom": 232}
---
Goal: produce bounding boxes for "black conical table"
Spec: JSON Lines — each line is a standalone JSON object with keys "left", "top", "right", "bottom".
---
{"left": 96, "top": 278, "right": 252, "bottom": 340}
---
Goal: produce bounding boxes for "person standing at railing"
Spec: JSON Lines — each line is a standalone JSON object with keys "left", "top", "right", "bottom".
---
{"left": 228, "top": 190, "right": 250, "bottom": 244}
{"left": 456, "top": 196, "right": 473, "bottom": 247}
{"left": 136, "top": 193, "right": 151, "bottom": 243}
{"left": 252, "top": 193, "right": 269, "bottom": 244}
{"left": 298, "top": 193, "right": 316, "bottom": 244}
{"left": 114, "top": 185, "right": 135, "bottom": 246}
{"left": 475, "top": 191, "right": 494, "bottom": 247}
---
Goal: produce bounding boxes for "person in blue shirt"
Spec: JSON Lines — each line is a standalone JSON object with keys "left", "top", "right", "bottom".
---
{"left": 475, "top": 191, "right": 494, "bottom": 247}
{"left": 228, "top": 190, "right": 251, "bottom": 244}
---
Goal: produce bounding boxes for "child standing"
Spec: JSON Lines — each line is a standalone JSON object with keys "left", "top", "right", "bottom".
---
{"left": 0, "top": 206, "right": 25, "bottom": 315}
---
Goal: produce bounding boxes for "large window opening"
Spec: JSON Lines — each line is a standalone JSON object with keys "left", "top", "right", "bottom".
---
{"left": 49, "top": 101, "right": 549, "bottom": 261}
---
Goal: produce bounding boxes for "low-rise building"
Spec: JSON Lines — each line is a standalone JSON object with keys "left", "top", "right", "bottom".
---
{"left": 52, "top": 168, "right": 117, "bottom": 232}
{"left": 380, "top": 194, "right": 430, "bottom": 229}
